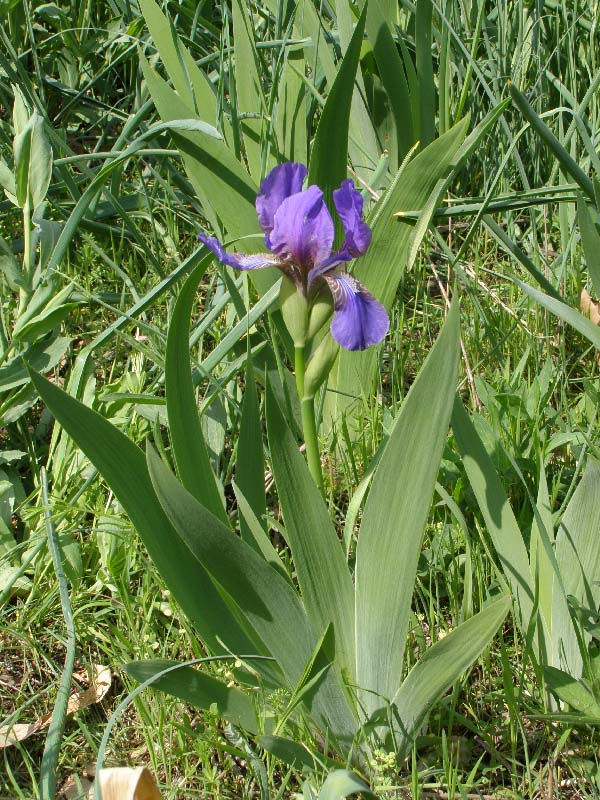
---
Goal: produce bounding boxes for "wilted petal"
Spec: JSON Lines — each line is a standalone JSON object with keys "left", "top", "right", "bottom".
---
{"left": 269, "top": 185, "right": 334, "bottom": 269}
{"left": 324, "top": 273, "right": 389, "bottom": 351}
{"left": 333, "top": 179, "right": 371, "bottom": 257}
{"left": 256, "top": 162, "right": 307, "bottom": 237}
{"left": 199, "top": 233, "right": 282, "bottom": 270}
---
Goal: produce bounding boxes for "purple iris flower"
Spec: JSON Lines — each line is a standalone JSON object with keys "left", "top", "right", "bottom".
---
{"left": 198, "top": 162, "right": 389, "bottom": 351}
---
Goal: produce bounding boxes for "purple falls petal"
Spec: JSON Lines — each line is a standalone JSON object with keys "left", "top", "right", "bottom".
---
{"left": 269, "top": 185, "right": 334, "bottom": 270}
{"left": 324, "top": 273, "right": 389, "bottom": 351}
{"left": 199, "top": 233, "right": 282, "bottom": 271}
{"left": 333, "top": 179, "right": 372, "bottom": 257}
{"left": 256, "top": 162, "right": 307, "bottom": 237}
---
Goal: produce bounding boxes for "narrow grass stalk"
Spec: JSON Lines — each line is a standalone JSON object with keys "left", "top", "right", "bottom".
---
{"left": 294, "top": 346, "right": 324, "bottom": 495}
{"left": 39, "top": 467, "right": 77, "bottom": 800}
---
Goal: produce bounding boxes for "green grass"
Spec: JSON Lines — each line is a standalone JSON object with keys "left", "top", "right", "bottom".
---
{"left": 2, "top": 0, "right": 600, "bottom": 797}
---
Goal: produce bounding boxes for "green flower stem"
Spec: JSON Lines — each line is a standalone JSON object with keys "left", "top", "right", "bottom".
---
{"left": 294, "top": 345, "right": 325, "bottom": 495}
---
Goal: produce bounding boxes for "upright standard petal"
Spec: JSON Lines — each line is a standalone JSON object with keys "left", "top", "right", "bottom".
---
{"left": 256, "top": 162, "right": 307, "bottom": 237}
{"left": 199, "top": 233, "right": 282, "bottom": 271}
{"left": 324, "top": 273, "right": 389, "bottom": 351}
{"left": 333, "top": 179, "right": 372, "bottom": 257}
{"left": 269, "top": 185, "right": 334, "bottom": 271}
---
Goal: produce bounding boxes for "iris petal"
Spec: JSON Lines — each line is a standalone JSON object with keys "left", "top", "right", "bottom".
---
{"left": 199, "top": 233, "right": 282, "bottom": 271}
{"left": 324, "top": 273, "right": 389, "bottom": 351}
{"left": 333, "top": 179, "right": 372, "bottom": 257}
{"left": 269, "top": 185, "right": 335, "bottom": 269}
{"left": 256, "top": 162, "right": 307, "bottom": 237}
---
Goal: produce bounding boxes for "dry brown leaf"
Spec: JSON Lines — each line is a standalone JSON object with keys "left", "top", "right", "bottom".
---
{"left": 60, "top": 774, "right": 94, "bottom": 800}
{"left": 0, "top": 665, "right": 111, "bottom": 748}
{"left": 581, "top": 288, "right": 600, "bottom": 325}
{"left": 98, "top": 767, "right": 162, "bottom": 800}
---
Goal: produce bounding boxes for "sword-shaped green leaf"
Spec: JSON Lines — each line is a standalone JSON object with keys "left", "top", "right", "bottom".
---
{"left": 355, "top": 302, "right": 460, "bottom": 719}
{"left": 266, "top": 384, "right": 355, "bottom": 682}
{"left": 165, "top": 263, "right": 227, "bottom": 524}
{"left": 28, "top": 369, "right": 263, "bottom": 663}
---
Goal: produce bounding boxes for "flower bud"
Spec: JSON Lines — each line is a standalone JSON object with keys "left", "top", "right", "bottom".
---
{"left": 279, "top": 275, "right": 308, "bottom": 346}
{"left": 303, "top": 336, "right": 340, "bottom": 399}
{"left": 306, "top": 284, "right": 333, "bottom": 341}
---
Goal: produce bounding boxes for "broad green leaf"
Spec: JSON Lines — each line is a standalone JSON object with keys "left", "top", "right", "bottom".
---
{"left": 13, "top": 114, "right": 33, "bottom": 207}
{"left": 308, "top": 3, "right": 367, "bottom": 224}
{"left": 12, "top": 300, "right": 76, "bottom": 343}
{"left": 415, "top": 0, "right": 435, "bottom": 148}
{"left": 318, "top": 769, "right": 376, "bottom": 800}
{"left": 237, "top": 351, "right": 266, "bottom": 545}
{"left": 138, "top": 0, "right": 232, "bottom": 149}
{"left": 139, "top": 56, "right": 274, "bottom": 296}
{"left": 393, "top": 596, "right": 511, "bottom": 757}
{"left": 125, "top": 659, "right": 258, "bottom": 733}
{"left": 232, "top": 482, "right": 288, "bottom": 579}
{"left": 334, "top": 0, "right": 380, "bottom": 171}
{"left": 0, "top": 159, "right": 16, "bottom": 204}
{"left": 28, "top": 113, "right": 52, "bottom": 209}
{"left": 165, "top": 263, "right": 227, "bottom": 524}
{"left": 364, "top": 0, "right": 413, "bottom": 161}
{"left": 544, "top": 667, "right": 600, "bottom": 717}
{"left": 327, "top": 118, "right": 468, "bottom": 422}
{"left": 57, "top": 533, "right": 82, "bottom": 588}
{"left": 452, "top": 400, "right": 535, "bottom": 631}
{"left": 577, "top": 195, "right": 600, "bottom": 297}
{"left": 139, "top": 0, "right": 217, "bottom": 117}
{"left": 355, "top": 302, "right": 460, "bottom": 719}
{"left": 276, "top": 46, "right": 308, "bottom": 164}
{"left": 0, "top": 335, "right": 70, "bottom": 393}
{"left": 12, "top": 112, "right": 52, "bottom": 209}
{"left": 139, "top": 55, "right": 256, "bottom": 232}
{"left": 552, "top": 458, "right": 600, "bottom": 677}
{"left": 292, "top": 0, "right": 337, "bottom": 87}
{"left": 146, "top": 445, "right": 355, "bottom": 740}
{"left": 267, "top": 384, "right": 355, "bottom": 681}
{"left": 12, "top": 84, "right": 29, "bottom": 136}
{"left": 145, "top": 448, "right": 312, "bottom": 685}
{"left": 258, "top": 735, "right": 318, "bottom": 772}
{"left": 529, "top": 464, "right": 555, "bottom": 643}
{"left": 232, "top": 0, "right": 265, "bottom": 180}
{"left": 28, "top": 369, "right": 264, "bottom": 662}
{"left": 517, "top": 279, "right": 600, "bottom": 351}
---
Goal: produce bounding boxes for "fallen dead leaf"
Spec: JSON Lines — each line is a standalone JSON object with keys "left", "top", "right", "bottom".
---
{"left": 98, "top": 767, "right": 162, "bottom": 800}
{"left": 0, "top": 664, "right": 111, "bottom": 748}
{"left": 581, "top": 288, "right": 600, "bottom": 325}
{"left": 60, "top": 774, "right": 94, "bottom": 800}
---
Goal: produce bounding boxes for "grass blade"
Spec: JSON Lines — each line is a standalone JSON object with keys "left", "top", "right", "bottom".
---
{"left": 517, "top": 279, "right": 600, "bottom": 350}
{"left": 509, "top": 82, "right": 594, "bottom": 200}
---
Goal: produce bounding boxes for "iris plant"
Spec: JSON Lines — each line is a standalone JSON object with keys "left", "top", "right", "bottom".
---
{"left": 199, "top": 162, "right": 389, "bottom": 492}
{"left": 199, "top": 162, "right": 389, "bottom": 351}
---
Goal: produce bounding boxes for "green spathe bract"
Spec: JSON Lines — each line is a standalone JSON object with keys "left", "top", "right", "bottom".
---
{"left": 30, "top": 299, "right": 509, "bottom": 771}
